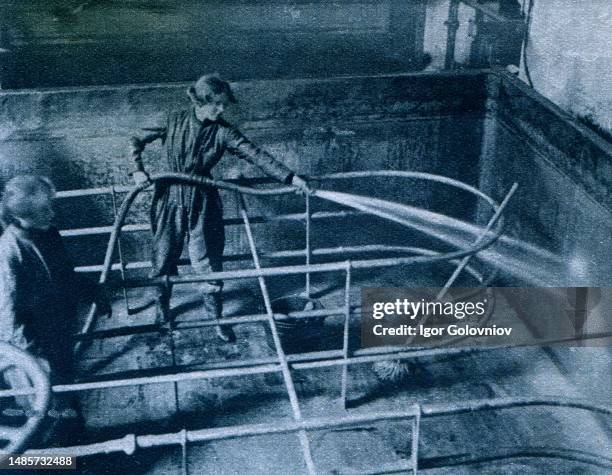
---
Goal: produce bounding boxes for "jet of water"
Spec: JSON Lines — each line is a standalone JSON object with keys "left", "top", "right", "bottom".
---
{"left": 313, "top": 190, "right": 577, "bottom": 286}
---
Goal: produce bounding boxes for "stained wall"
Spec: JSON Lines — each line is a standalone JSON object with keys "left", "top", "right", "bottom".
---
{"left": 0, "top": 72, "right": 487, "bottom": 269}
{"left": 478, "top": 72, "right": 612, "bottom": 286}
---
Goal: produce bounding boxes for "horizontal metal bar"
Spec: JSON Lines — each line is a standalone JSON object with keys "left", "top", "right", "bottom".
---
{"left": 122, "top": 262, "right": 348, "bottom": 285}
{"left": 24, "top": 408, "right": 419, "bottom": 457}
{"left": 293, "top": 347, "right": 477, "bottom": 371}
{"left": 294, "top": 330, "right": 612, "bottom": 370}
{"left": 61, "top": 210, "right": 361, "bottom": 238}
{"left": 61, "top": 223, "right": 148, "bottom": 237}
{"left": 56, "top": 185, "right": 135, "bottom": 198}
{"left": 9, "top": 335, "right": 612, "bottom": 408}
{"left": 54, "top": 177, "right": 277, "bottom": 199}
{"left": 75, "top": 260, "right": 150, "bottom": 273}
{"left": 61, "top": 217, "right": 266, "bottom": 238}
{"left": 74, "top": 252, "right": 292, "bottom": 273}
{"left": 122, "top": 251, "right": 486, "bottom": 286}
{"left": 148, "top": 408, "right": 420, "bottom": 445}
{"left": 0, "top": 343, "right": 442, "bottom": 398}
{"left": 85, "top": 350, "right": 346, "bottom": 386}
{"left": 73, "top": 243, "right": 428, "bottom": 274}
{"left": 8, "top": 329, "right": 612, "bottom": 399}
{"left": 74, "top": 306, "right": 347, "bottom": 341}
{"left": 0, "top": 363, "right": 283, "bottom": 398}
{"left": 24, "top": 398, "right": 612, "bottom": 463}
{"left": 25, "top": 434, "right": 138, "bottom": 458}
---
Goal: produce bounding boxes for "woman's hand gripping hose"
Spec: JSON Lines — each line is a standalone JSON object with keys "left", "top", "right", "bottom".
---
{"left": 291, "top": 175, "right": 314, "bottom": 196}
{"left": 132, "top": 170, "right": 151, "bottom": 186}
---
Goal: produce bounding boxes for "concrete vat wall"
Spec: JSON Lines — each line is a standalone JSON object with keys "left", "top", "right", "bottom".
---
{"left": 478, "top": 71, "right": 612, "bottom": 286}
{"left": 0, "top": 70, "right": 609, "bottom": 285}
{"left": 0, "top": 72, "right": 487, "bottom": 268}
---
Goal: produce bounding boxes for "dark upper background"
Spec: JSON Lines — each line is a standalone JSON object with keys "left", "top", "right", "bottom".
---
{"left": 0, "top": 0, "right": 430, "bottom": 88}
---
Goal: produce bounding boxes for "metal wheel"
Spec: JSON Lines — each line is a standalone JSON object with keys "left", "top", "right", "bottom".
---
{"left": 0, "top": 342, "right": 51, "bottom": 457}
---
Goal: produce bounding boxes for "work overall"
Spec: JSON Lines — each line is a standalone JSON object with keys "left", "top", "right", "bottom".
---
{"left": 135, "top": 109, "right": 294, "bottom": 323}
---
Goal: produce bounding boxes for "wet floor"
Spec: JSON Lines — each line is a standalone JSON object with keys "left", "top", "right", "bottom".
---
{"left": 72, "top": 265, "right": 612, "bottom": 474}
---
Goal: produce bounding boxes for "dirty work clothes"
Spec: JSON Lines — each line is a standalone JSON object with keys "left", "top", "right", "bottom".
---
{"left": 0, "top": 224, "right": 79, "bottom": 380}
{"left": 133, "top": 109, "right": 294, "bottom": 208}
{"left": 0, "top": 224, "right": 90, "bottom": 447}
{"left": 151, "top": 192, "right": 224, "bottom": 284}
{"left": 133, "top": 108, "right": 295, "bottom": 285}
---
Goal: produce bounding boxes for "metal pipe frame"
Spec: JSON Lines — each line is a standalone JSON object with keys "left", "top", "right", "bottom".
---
{"left": 72, "top": 241, "right": 495, "bottom": 343}
{"left": 22, "top": 397, "right": 612, "bottom": 473}
{"left": 62, "top": 210, "right": 363, "bottom": 240}
{"left": 437, "top": 183, "right": 518, "bottom": 300}
{"left": 63, "top": 169, "right": 505, "bottom": 455}
{"left": 42, "top": 170, "right": 504, "bottom": 394}
{"left": 4, "top": 329, "right": 611, "bottom": 400}
{"left": 75, "top": 171, "right": 505, "bottom": 346}
{"left": 11, "top": 170, "right": 525, "bottom": 473}
{"left": 236, "top": 191, "right": 317, "bottom": 474}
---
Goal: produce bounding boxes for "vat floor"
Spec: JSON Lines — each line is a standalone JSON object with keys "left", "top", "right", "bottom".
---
{"left": 74, "top": 269, "right": 611, "bottom": 474}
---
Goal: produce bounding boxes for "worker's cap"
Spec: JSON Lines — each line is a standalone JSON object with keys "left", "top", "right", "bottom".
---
{"left": 189, "top": 74, "right": 237, "bottom": 104}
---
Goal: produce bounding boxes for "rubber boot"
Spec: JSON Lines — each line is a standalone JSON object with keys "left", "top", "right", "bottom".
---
{"left": 202, "top": 292, "right": 235, "bottom": 343}
{"left": 155, "top": 284, "right": 172, "bottom": 327}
